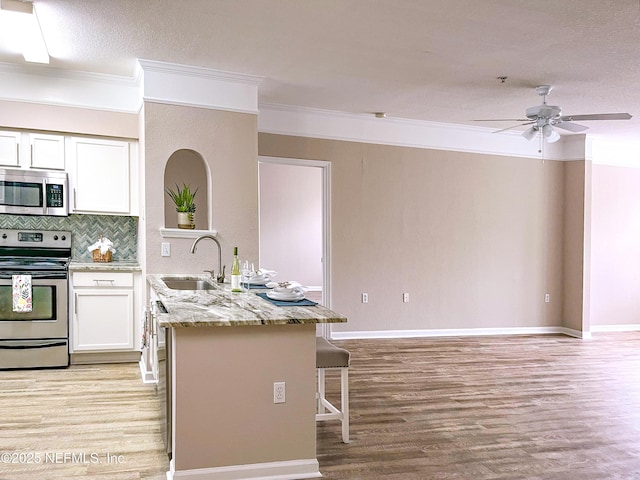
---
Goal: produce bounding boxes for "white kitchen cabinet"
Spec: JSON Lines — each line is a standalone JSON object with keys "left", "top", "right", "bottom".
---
{"left": 71, "top": 271, "right": 136, "bottom": 352}
{"left": 67, "top": 136, "right": 138, "bottom": 215}
{"left": 0, "top": 130, "right": 20, "bottom": 167}
{"left": 0, "top": 131, "right": 65, "bottom": 169}
{"left": 28, "top": 133, "right": 65, "bottom": 170}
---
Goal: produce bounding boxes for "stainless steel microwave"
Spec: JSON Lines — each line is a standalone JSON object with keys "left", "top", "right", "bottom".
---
{"left": 0, "top": 168, "right": 68, "bottom": 216}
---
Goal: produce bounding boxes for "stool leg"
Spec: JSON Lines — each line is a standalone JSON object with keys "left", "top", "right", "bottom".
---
{"left": 317, "top": 368, "right": 325, "bottom": 414}
{"left": 341, "top": 367, "right": 350, "bottom": 443}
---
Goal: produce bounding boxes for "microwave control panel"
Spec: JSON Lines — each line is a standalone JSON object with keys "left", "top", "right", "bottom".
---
{"left": 46, "top": 184, "right": 64, "bottom": 208}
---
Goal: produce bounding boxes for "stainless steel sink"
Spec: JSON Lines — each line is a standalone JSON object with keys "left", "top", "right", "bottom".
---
{"left": 162, "top": 278, "right": 217, "bottom": 291}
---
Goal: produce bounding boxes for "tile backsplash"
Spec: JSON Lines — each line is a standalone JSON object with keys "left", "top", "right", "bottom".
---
{"left": 0, "top": 214, "right": 138, "bottom": 261}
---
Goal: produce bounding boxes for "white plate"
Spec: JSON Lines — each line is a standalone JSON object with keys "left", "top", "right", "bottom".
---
{"left": 267, "top": 291, "right": 305, "bottom": 302}
{"left": 268, "top": 290, "right": 304, "bottom": 299}
{"left": 248, "top": 277, "right": 269, "bottom": 285}
{"left": 257, "top": 269, "right": 278, "bottom": 278}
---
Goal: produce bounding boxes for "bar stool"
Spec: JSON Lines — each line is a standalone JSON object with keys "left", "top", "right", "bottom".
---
{"left": 315, "top": 336, "right": 350, "bottom": 443}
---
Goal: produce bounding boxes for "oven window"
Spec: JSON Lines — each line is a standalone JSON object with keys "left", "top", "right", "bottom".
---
{"left": 0, "top": 180, "right": 44, "bottom": 208}
{"left": 0, "top": 285, "right": 56, "bottom": 321}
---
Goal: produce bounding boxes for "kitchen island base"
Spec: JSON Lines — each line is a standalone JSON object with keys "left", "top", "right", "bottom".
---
{"left": 167, "top": 323, "right": 322, "bottom": 480}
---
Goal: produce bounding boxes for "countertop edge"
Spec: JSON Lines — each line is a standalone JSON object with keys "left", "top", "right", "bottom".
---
{"left": 70, "top": 261, "right": 141, "bottom": 272}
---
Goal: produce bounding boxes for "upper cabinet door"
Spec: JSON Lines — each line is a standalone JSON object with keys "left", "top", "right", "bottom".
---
{"left": 68, "top": 137, "right": 131, "bottom": 215}
{"left": 0, "top": 130, "right": 21, "bottom": 167}
{"left": 29, "top": 133, "right": 65, "bottom": 170}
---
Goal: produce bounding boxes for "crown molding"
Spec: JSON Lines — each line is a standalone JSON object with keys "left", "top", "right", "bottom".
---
{"left": 0, "top": 59, "right": 264, "bottom": 115}
{"left": 137, "top": 59, "right": 262, "bottom": 114}
{"left": 0, "top": 61, "right": 141, "bottom": 113}
{"left": 257, "top": 103, "right": 589, "bottom": 161}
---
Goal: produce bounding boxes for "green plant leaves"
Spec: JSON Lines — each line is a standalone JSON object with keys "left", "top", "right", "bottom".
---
{"left": 165, "top": 183, "right": 198, "bottom": 212}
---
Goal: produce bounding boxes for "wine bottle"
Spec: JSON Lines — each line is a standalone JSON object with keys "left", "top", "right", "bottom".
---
{"left": 231, "top": 246, "right": 242, "bottom": 292}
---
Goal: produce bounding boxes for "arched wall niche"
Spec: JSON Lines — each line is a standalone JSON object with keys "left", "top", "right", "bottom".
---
{"left": 164, "top": 149, "right": 209, "bottom": 230}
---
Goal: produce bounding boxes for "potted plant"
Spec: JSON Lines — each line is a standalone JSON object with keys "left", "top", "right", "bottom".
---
{"left": 166, "top": 183, "right": 198, "bottom": 229}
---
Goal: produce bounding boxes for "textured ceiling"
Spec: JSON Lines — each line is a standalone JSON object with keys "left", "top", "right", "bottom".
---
{"left": 2, "top": 0, "right": 640, "bottom": 141}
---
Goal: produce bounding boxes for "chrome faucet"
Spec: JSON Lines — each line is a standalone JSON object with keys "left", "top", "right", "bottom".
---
{"left": 189, "top": 235, "right": 225, "bottom": 283}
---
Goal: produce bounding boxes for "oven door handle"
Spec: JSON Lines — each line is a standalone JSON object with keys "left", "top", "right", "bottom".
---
{"left": 0, "top": 272, "right": 68, "bottom": 280}
{"left": 0, "top": 340, "right": 67, "bottom": 350}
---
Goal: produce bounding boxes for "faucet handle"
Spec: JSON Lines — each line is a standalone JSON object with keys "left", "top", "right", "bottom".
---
{"left": 216, "top": 265, "right": 226, "bottom": 284}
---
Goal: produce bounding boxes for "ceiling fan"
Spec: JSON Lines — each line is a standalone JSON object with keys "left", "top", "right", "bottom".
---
{"left": 475, "top": 85, "right": 632, "bottom": 143}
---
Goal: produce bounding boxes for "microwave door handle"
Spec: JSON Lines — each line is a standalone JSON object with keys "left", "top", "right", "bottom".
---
{"left": 42, "top": 179, "right": 47, "bottom": 215}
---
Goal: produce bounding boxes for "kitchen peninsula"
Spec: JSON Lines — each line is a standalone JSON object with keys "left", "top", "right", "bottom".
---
{"left": 147, "top": 274, "right": 347, "bottom": 480}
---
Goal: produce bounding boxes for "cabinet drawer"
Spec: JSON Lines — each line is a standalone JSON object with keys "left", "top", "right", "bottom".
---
{"left": 72, "top": 272, "right": 133, "bottom": 287}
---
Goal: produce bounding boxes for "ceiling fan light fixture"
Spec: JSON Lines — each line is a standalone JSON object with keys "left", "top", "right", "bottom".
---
{"left": 522, "top": 126, "right": 538, "bottom": 141}
{"left": 542, "top": 124, "right": 560, "bottom": 143}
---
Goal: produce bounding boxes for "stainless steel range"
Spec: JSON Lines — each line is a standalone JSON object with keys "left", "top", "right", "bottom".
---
{"left": 0, "top": 229, "right": 71, "bottom": 369}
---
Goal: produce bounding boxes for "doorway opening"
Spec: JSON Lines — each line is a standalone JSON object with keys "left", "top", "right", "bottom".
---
{"left": 258, "top": 156, "right": 331, "bottom": 335}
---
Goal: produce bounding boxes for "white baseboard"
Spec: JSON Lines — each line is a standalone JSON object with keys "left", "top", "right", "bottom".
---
{"left": 330, "top": 326, "right": 591, "bottom": 340}
{"left": 139, "top": 358, "right": 158, "bottom": 384}
{"left": 167, "top": 458, "right": 321, "bottom": 480}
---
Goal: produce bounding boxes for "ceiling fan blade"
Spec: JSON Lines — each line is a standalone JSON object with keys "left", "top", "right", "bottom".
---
{"left": 555, "top": 121, "right": 589, "bottom": 133}
{"left": 473, "top": 118, "right": 529, "bottom": 122}
{"left": 560, "top": 113, "right": 632, "bottom": 121}
{"left": 493, "top": 121, "right": 535, "bottom": 133}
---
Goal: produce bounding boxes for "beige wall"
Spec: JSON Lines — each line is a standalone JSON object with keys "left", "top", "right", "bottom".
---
{"left": 143, "top": 102, "right": 259, "bottom": 276}
{"left": 0, "top": 99, "right": 138, "bottom": 138}
{"left": 590, "top": 164, "right": 640, "bottom": 325}
{"left": 173, "top": 324, "right": 316, "bottom": 470}
{"left": 11, "top": 94, "right": 636, "bottom": 336}
{"left": 562, "top": 160, "right": 588, "bottom": 332}
{"left": 259, "top": 134, "right": 567, "bottom": 334}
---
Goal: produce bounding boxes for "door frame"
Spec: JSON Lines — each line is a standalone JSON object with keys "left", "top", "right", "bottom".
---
{"left": 258, "top": 156, "right": 332, "bottom": 337}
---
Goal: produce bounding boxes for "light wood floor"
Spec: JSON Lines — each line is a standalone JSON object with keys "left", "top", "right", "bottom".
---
{"left": 2, "top": 333, "right": 640, "bottom": 479}
{"left": 0, "top": 363, "right": 169, "bottom": 479}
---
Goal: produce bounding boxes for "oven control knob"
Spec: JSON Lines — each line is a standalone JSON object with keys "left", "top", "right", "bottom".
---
{"left": 1, "top": 234, "right": 6, "bottom": 239}
{"left": 61, "top": 235, "right": 66, "bottom": 241}
{"left": 53, "top": 235, "right": 58, "bottom": 240}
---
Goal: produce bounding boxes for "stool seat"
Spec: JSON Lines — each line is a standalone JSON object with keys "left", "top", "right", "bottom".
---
{"left": 315, "top": 336, "right": 350, "bottom": 443}
{"left": 316, "top": 336, "right": 350, "bottom": 368}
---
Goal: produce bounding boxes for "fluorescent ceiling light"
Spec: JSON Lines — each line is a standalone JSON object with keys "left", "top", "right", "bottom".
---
{"left": 0, "top": 0, "right": 49, "bottom": 64}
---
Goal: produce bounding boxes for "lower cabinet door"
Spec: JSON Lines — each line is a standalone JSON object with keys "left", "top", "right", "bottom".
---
{"left": 73, "top": 289, "right": 134, "bottom": 351}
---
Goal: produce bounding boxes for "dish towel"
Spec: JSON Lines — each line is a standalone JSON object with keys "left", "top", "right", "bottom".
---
{"left": 12, "top": 274, "right": 32, "bottom": 313}
{"left": 140, "top": 308, "right": 149, "bottom": 351}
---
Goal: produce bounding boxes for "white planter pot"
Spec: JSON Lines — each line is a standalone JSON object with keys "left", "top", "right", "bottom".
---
{"left": 177, "top": 211, "right": 195, "bottom": 229}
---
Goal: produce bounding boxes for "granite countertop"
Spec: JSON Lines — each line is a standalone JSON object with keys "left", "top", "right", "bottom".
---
{"left": 147, "top": 274, "right": 347, "bottom": 328}
{"left": 69, "top": 260, "right": 141, "bottom": 272}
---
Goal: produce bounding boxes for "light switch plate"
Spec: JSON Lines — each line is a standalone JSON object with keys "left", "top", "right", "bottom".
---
{"left": 161, "top": 242, "right": 171, "bottom": 257}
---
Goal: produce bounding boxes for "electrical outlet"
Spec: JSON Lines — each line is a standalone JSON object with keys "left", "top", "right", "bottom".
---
{"left": 362, "top": 293, "right": 368, "bottom": 303}
{"left": 403, "top": 292, "right": 409, "bottom": 303}
{"left": 161, "top": 242, "right": 171, "bottom": 257}
{"left": 545, "top": 293, "right": 550, "bottom": 303}
{"left": 273, "top": 382, "right": 286, "bottom": 404}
